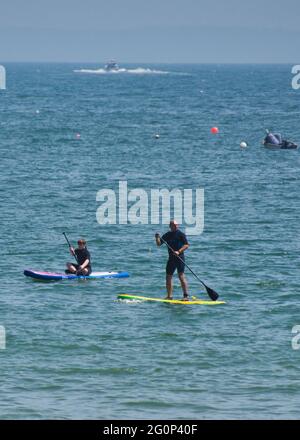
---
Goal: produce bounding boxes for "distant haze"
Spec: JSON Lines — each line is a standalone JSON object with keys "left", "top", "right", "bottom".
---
{"left": 0, "top": 0, "right": 299, "bottom": 62}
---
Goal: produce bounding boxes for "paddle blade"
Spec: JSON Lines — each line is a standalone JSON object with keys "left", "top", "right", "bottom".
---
{"left": 205, "top": 285, "right": 219, "bottom": 301}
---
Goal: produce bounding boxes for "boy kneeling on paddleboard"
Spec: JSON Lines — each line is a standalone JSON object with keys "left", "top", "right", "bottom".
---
{"left": 66, "top": 238, "right": 92, "bottom": 276}
{"left": 155, "top": 220, "right": 190, "bottom": 301}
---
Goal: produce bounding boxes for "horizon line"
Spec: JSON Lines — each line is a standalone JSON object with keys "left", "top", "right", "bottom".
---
{"left": 0, "top": 61, "right": 297, "bottom": 65}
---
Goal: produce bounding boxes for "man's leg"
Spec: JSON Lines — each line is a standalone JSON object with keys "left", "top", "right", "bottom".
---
{"left": 178, "top": 272, "right": 189, "bottom": 299}
{"left": 165, "top": 259, "right": 175, "bottom": 299}
{"left": 166, "top": 274, "right": 173, "bottom": 299}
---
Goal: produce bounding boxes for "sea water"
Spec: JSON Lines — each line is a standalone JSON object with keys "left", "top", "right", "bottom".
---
{"left": 0, "top": 63, "right": 300, "bottom": 419}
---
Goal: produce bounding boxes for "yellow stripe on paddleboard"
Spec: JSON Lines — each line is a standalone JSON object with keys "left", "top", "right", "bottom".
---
{"left": 117, "top": 294, "right": 225, "bottom": 305}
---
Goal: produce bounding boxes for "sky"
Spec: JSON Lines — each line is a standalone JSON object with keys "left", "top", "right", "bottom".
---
{"left": 0, "top": 0, "right": 299, "bottom": 63}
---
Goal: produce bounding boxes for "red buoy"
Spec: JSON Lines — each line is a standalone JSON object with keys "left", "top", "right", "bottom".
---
{"left": 210, "top": 127, "right": 219, "bottom": 134}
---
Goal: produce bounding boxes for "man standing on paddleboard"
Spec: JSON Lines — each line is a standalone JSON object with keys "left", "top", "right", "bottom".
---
{"left": 66, "top": 238, "right": 92, "bottom": 275}
{"left": 155, "top": 220, "right": 189, "bottom": 301}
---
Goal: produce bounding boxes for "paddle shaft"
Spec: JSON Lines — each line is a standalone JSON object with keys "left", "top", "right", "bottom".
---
{"left": 159, "top": 236, "right": 219, "bottom": 301}
{"left": 63, "top": 232, "right": 79, "bottom": 264}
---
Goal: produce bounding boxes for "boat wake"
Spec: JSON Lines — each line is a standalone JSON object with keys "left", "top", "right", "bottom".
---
{"left": 74, "top": 67, "right": 170, "bottom": 75}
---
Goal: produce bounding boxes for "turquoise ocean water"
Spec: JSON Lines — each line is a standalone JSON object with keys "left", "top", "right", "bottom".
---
{"left": 0, "top": 63, "right": 300, "bottom": 419}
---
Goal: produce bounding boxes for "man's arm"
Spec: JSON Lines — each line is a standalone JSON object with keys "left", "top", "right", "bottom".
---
{"left": 173, "top": 243, "right": 189, "bottom": 256}
{"left": 173, "top": 233, "right": 189, "bottom": 256}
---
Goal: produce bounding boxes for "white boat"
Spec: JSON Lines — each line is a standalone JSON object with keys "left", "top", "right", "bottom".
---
{"left": 104, "top": 60, "right": 120, "bottom": 71}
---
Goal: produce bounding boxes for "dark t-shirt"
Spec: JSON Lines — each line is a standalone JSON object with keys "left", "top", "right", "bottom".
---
{"left": 75, "top": 248, "right": 92, "bottom": 270}
{"left": 161, "top": 230, "right": 188, "bottom": 259}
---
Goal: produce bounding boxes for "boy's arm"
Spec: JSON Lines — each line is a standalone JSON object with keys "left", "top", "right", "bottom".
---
{"left": 155, "top": 233, "right": 162, "bottom": 246}
{"left": 79, "top": 259, "right": 90, "bottom": 270}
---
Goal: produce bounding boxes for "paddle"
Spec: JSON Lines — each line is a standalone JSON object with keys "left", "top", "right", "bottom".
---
{"left": 62, "top": 232, "right": 79, "bottom": 264}
{"left": 159, "top": 236, "right": 219, "bottom": 301}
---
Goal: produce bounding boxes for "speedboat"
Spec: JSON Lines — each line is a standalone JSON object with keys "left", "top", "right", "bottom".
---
{"left": 104, "top": 60, "right": 120, "bottom": 71}
{"left": 263, "top": 140, "right": 298, "bottom": 150}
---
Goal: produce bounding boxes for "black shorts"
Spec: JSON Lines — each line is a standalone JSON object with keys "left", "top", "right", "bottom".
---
{"left": 166, "top": 258, "right": 185, "bottom": 275}
{"left": 73, "top": 264, "right": 92, "bottom": 275}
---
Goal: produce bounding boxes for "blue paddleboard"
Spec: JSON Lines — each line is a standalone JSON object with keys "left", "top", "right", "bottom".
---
{"left": 24, "top": 269, "right": 129, "bottom": 281}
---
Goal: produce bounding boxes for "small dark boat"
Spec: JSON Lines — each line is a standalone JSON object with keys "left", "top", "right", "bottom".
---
{"left": 263, "top": 140, "right": 298, "bottom": 150}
